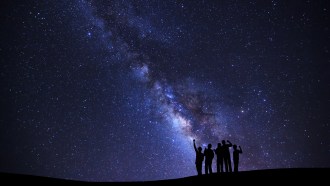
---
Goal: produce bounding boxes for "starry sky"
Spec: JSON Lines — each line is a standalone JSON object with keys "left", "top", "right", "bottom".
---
{"left": 0, "top": 0, "right": 329, "bottom": 182}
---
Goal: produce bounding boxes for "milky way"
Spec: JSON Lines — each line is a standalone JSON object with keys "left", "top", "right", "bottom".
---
{"left": 0, "top": 0, "right": 329, "bottom": 182}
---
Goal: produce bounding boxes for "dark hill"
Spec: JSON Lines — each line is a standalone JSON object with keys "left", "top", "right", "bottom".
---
{"left": 0, "top": 168, "right": 328, "bottom": 185}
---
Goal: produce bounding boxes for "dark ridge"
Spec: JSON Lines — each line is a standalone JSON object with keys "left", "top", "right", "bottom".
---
{"left": 0, "top": 168, "right": 328, "bottom": 185}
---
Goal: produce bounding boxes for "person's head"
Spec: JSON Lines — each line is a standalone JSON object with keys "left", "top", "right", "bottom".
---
{"left": 218, "top": 143, "right": 221, "bottom": 147}
{"left": 208, "top": 144, "right": 212, "bottom": 149}
{"left": 233, "top": 145, "right": 237, "bottom": 150}
{"left": 198, "top": 147, "right": 202, "bottom": 152}
{"left": 222, "top": 140, "right": 225, "bottom": 145}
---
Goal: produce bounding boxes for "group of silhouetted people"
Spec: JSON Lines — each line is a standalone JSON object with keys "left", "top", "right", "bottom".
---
{"left": 193, "top": 139, "right": 243, "bottom": 176}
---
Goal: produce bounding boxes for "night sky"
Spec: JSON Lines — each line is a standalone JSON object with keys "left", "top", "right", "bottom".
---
{"left": 1, "top": 0, "right": 329, "bottom": 182}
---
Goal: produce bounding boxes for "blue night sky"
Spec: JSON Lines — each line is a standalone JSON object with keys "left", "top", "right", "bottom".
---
{"left": 0, "top": 0, "right": 329, "bottom": 181}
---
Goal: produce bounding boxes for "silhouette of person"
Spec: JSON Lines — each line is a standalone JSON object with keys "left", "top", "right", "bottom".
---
{"left": 193, "top": 139, "right": 204, "bottom": 176}
{"left": 214, "top": 143, "right": 224, "bottom": 173}
{"left": 222, "top": 140, "right": 233, "bottom": 172}
{"left": 233, "top": 144, "right": 243, "bottom": 172}
{"left": 204, "top": 143, "right": 214, "bottom": 174}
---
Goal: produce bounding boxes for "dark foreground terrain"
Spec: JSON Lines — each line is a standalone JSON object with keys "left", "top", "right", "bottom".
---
{"left": 1, "top": 168, "right": 329, "bottom": 185}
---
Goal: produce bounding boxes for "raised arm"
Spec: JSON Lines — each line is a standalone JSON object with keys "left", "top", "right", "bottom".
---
{"left": 239, "top": 146, "right": 243, "bottom": 153}
{"left": 193, "top": 139, "right": 197, "bottom": 152}
{"left": 227, "top": 140, "right": 232, "bottom": 147}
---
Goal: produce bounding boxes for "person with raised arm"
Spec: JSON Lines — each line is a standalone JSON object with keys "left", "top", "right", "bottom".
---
{"left": 233, "top": 144, "right": 243, "bottom": 172}
{"left": 222, "top": 140, "right": 233, "bottom": 172}
{"left": 193, "top": 139, "right": 204, "bottom": 176}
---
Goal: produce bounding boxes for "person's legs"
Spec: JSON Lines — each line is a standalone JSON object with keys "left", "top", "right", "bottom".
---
{"left": 205, "top": 163, "right": 208, "bottom": 174}
{"left": 196, "top": 163, "right": 202, "bottom": 175}
{"left": 233, "top": 161, "right": 238, "bottom": 172}
{"left": 209, "top": 161, "right": 213, "bottom": 173}
{"left": 224, "top": 157, "right": 229, "bottom": 172}
{"left": 228, "top": 158, "right": 232, "bottom": 172}
{"left": 220, "top": 158, "right": 224, "bottom": 172}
